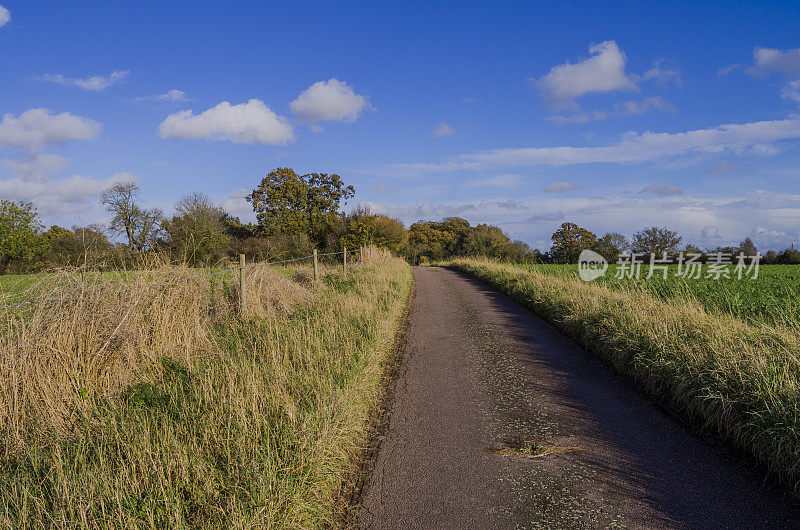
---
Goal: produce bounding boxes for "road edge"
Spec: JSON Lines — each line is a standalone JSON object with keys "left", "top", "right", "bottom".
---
{"left": 335, "top": 265, "right": 417, "bottom": 528}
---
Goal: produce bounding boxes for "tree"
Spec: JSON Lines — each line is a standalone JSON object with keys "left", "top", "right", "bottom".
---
{"left": 550, "top": 222, "right": 597, "bottom": 263}
{"left": 595, "top": 232, "right": 629, "bottom": 261}
{"left": 464, "top": 224, "right": 511, "bottom": 257}
{"left": 164, "top": 192, "right": 229, "bottom": 264}
{"left": 631, "top": 226, "right": 682, "bottom": 255}
{"left": 371, "top": 214, "right": 407, "bottom": 253}
{"left": 407, "top": 221, "right": 455, "bottom": 263}
{"left": 42, "top": 224, "right": 113, "bottom": 267}
{"left": 0, "top": 201, "right": 49, "bottom": 271}
{"left": 100, "top": 181, "right": 164, "bottom": 251}
{"left": 737, "top": 237, "right": 758, "bottom": 257}
{"left": 246, "top": 167, "right": 354, "bottom": 241}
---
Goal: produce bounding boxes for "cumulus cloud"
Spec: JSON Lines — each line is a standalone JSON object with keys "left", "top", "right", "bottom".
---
{"left": 535, "top": 41, "right": 638, "bottom": 109}
{"left": 0, "top": 108, "right": 101, "bottom": 151}
{"left": 0, "top": 169, "right": 135, "bottom": 219}
{"left": 432, "top": 123, "right": 455, "bottom": 137}
{"left": 159, "top": 99, "right": 294, "bottom": 145}
{"left": 37, "top": 70, "right": 129, "bottom": 91}
{"left": 136, "top": 89, "right": 189, "bottom": 102}
{"left": 290, "top": 78, "right": 371, "bottom": 127}
{"left": 640, "top": 183, "right": 683, "bottom": 196}
{"left": 399, "top": 117, "right": 800, "bottom": 171}
{"left": 2, "top": 153, "right": 69, "bottom": 182}
{"left": 748, "top": 46, "right": 800, "bottom": 78}
{"left": 0, "top": 5, "right": 10, "bottom": 27}
{"left": 544, "top": 181, "right": 581, "bottom": 193}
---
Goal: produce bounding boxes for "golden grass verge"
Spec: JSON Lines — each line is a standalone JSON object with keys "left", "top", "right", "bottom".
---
{"left": 0, "top": 253, "right": 412, "bottom": 527}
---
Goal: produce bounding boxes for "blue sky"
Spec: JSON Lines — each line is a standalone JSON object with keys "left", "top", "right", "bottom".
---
{"left": 3, "top": 1, "right": 800, "bottom": 251}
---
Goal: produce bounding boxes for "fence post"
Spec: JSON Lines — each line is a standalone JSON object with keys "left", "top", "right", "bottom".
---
{"left": 313, "top": 248, "right": 319, "bottom": 281}
{"left": 343, "top": 246, "right": 347, "bottom": 275}
{"left": 239, "top": 253, "right": 247, "bottom": 316}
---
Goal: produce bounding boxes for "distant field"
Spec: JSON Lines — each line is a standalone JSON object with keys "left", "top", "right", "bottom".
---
{"left": 514, "top": 263, "right": 800, "bottom": 327}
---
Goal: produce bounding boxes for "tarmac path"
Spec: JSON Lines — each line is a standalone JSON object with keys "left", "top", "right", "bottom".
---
{"left": 356, "top": 266, "right": 799, "bottom": 529}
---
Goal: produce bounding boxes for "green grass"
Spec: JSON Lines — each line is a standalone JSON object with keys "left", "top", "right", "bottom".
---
{"left": 447, "top": 258, "right": 800, "bottom": 494}
{"left": 0, "top": 256, "right": 412, "bottom": 527}
{"left": 514, "top": 263, "right": 800, "bottom": 327}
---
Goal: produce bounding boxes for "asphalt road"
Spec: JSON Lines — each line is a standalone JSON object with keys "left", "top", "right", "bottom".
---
{"left": 356, "top": 266, "right": 799, "bottom": 529}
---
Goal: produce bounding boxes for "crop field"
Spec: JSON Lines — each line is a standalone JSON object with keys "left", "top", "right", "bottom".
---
{"left": 447, "top": 258, "right": 800, "bottom": 493}
{"left": 514, "top": 263, "right": 800, "bottom": 328}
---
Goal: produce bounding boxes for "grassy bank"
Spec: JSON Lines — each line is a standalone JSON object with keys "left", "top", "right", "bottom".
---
{"left": 0, "top": 254, "right": 412, "bottom": 527}
{"left": 446, "top": 258, "right": 800, "bottom": 493}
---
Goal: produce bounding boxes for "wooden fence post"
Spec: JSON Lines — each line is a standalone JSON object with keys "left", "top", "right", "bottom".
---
{"left": 313, "top": 248, "right": 319, "bottom": 281}
{"left": 239, "top": 253, "right": 247, "bottom": 316}
{"left": 343, "top": 247, "right": 347, "bottom": 275}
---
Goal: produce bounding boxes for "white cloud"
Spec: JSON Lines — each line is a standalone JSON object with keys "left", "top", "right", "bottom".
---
{"left": 641, "top": 60, "right": 682, "bottom": 86}
{"left": 290, "top": 78, "right": 371, "bottom": 126}
{"left": 544, "top": 181, "right": 581, "bottom": 193}
{"left": 616, "top": 96, "right": 674, "bottom": 115}
{"left": 547, "top": 96, "right": 674, "bottom": 124}
{"left": 370, "top": 190, "right": 800, "bottom": 251}
{"left": 0, "top": 171, "right": 134, "bottom": 218}
{"left": 641, "top": 183, "right": 683, "bottom": 196}
{"left": 0, "top": 5, "right": 10, "bottom": 27}
{"left": 700, "top": 226, "right": 721, "bottom": 239}
{"left": 136, "top": 89, "right": 189, "bottom": 102}
{"left": 748, "top": 46, "right": 800, "bottom": 78}
{"left": 159, "top": 99, "right": 294, "bottom": 145}
{"left": 535, "top": 41, "right": 638, "bottom": 109}
{"left": 2, "top": 153, "right": 69, "bottom": 182}
{"left": 400, "top": 117, "right": 800, "bottom": 171}
{"left": 37, "top": 70, "right": 130, "bottom": 91}
{"left": 432, "top": 123, "right": 455, "bottom": 137}
{"left": 782, "top": 80, "right": 800, "bottom": 104}
{"left": 0, "top": 108, "right": 101, "bottom": 151}
{"left": 221, "top": 188, "right": 256, "bottom": 222}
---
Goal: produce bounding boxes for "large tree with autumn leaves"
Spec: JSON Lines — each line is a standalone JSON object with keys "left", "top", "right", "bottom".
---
{"left": 246, "top": 167, "right": 355, "bottom": 243}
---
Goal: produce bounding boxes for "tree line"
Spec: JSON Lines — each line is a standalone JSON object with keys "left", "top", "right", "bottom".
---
{"left": 547, "top": 222, "right": 800, "bottom": 264}
{"left": 2, "top": 168, "right": 799, "bottom": 273}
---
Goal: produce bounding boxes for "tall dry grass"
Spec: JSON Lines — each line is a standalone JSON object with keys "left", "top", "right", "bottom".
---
{"left": 448, "top": 258, "right": 800, "bottom": 493}
{"left": 0, "top": 252, "right": 411, "bottom": 527}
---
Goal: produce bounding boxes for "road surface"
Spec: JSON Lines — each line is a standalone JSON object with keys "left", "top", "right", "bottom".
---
{"left": 356, "top": 266, "right": 799, "bottom": 529}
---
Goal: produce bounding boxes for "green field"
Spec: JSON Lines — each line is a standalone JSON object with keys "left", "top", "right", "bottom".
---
{"left": 515, "top": 263, "right": 800, "bottom": 328}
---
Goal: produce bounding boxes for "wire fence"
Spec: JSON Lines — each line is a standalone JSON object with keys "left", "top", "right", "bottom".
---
{"left": 0, "top": 247, "right": 365, "bottom": 310}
